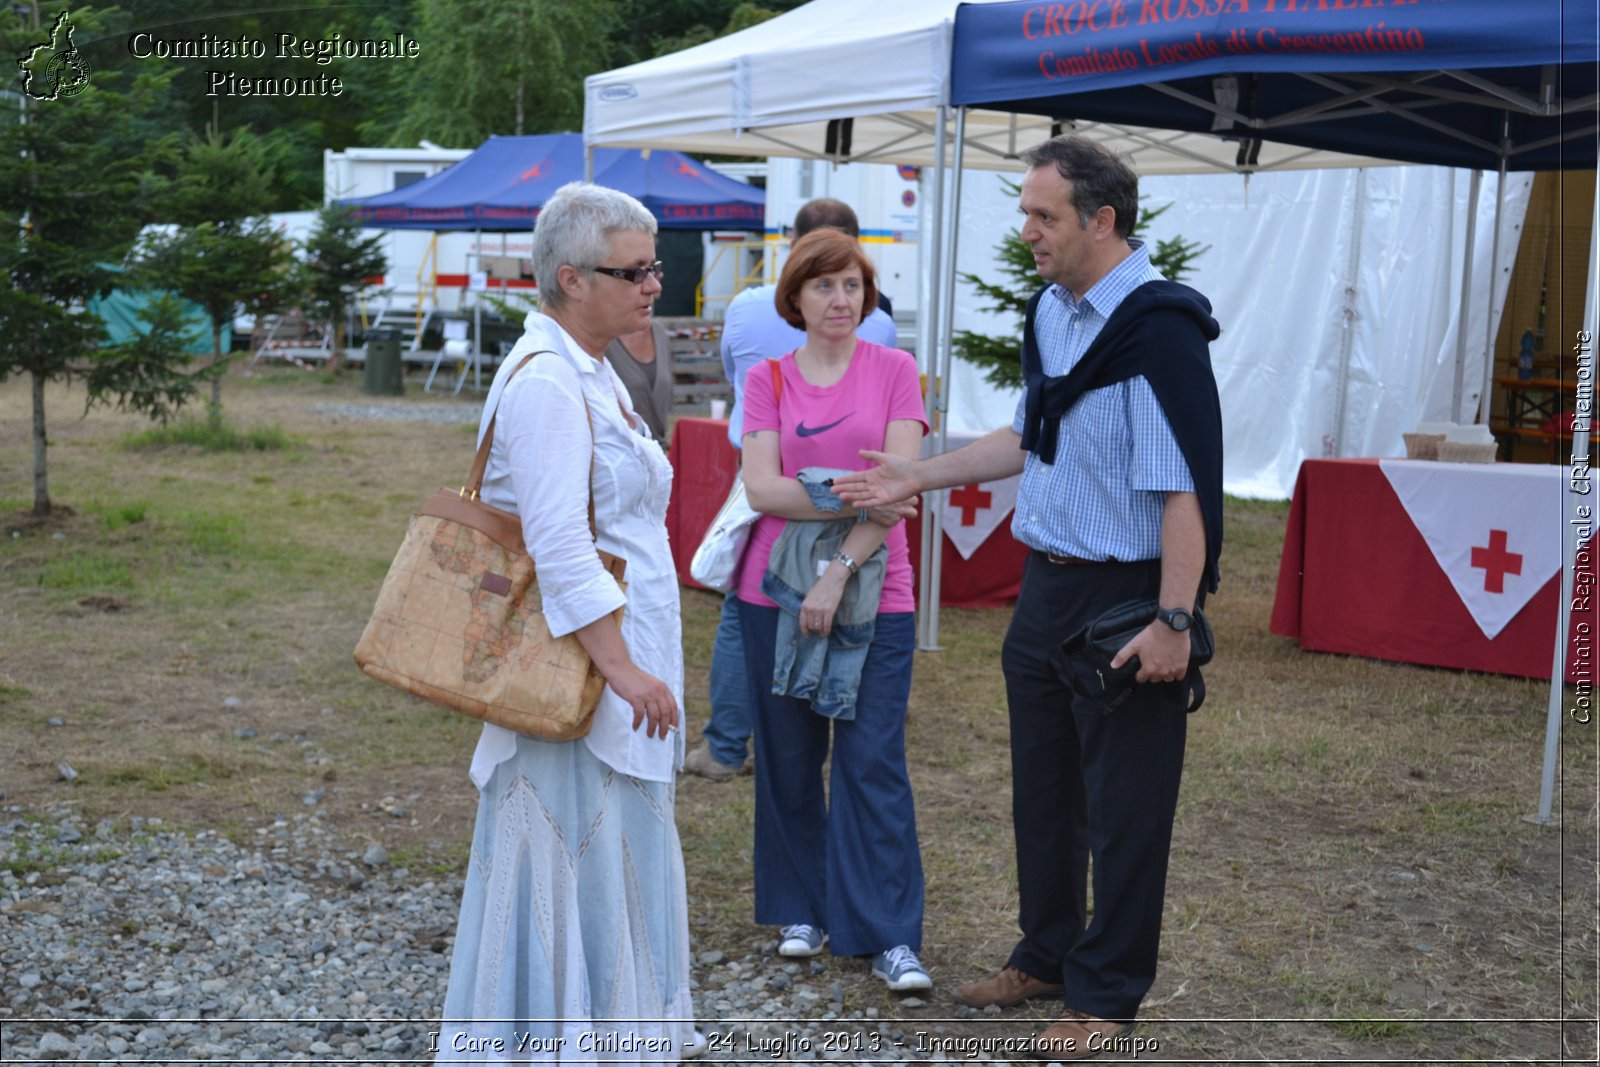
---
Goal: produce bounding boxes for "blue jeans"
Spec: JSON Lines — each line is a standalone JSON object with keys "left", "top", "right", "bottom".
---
{"left": 703, "top": 593, "right": 752, "bottom": 768}
{"left": 739, "top": 601, "right": 924, "bottom": 956}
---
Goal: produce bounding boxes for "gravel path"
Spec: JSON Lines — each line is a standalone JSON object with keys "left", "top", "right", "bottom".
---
{"left": 306, "top": 403, "right": 482, "bottom": 425}
{"left": 2, "top": 807, "right": 1021, "bottom": 1064}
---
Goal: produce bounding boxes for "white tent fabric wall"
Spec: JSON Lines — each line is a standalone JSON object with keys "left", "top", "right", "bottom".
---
{"left": 940, "top": 165, "right": 1534, "bottom": 499}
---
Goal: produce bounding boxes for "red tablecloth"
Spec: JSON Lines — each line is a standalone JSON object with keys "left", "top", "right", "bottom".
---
{"left": 1269, "top": 458, "right": 1583, "bottom": 681}
{"left": 666, "top": 417, "right": 1024, "bottom": 606}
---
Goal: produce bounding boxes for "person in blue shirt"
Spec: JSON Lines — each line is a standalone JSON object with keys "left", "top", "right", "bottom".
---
{"left": 835, "top": 136, "right": 1222, "bottom": 1060}
{"left": 683, "top": 199, "right": 898, "bottom": 781}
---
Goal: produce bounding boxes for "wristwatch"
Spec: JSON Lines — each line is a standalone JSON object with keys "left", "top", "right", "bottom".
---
{"left": 831, "top": 551, "right": 860, "bottom": 576}
{"left": 1156, "top": 606, "right": 1194, "bottom": 632}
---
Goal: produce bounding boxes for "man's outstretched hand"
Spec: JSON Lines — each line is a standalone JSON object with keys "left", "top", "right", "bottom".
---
{"left": 833, "top": 451, "right": 921, "bottom": 508}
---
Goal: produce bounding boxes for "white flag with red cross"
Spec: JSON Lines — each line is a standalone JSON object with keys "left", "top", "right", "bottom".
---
{"left": 1379, "top": 459, "right": 1580, "bottom": 640}
{"left": 936, "top": 474, "right": 1021, "bottom": 560}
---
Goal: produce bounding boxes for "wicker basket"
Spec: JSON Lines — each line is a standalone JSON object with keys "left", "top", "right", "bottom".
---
{"left": 1437, "top": 440, "right": 1498, "bottom": 464}
{"left": 1402, "top": 433, "right": 1446, "bottom": 460}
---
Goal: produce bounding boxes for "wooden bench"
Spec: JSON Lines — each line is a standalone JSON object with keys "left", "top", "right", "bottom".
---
{"left": 658, "top": 316, "right": 730, "bottom": 417}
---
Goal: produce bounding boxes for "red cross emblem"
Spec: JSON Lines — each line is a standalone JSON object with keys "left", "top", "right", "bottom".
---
{"left": 1470, "top": 529, "right": 1523, "bottom": 593}
{"left": 948, "top": 484, "right": 992, "bottom": 527}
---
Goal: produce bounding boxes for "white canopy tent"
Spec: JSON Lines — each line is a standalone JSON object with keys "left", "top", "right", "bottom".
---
{"left": 584, "top": 0, "right": 1402, "bottom": 652}
{"left": 582, "top": 0, "right": 1393, "bottom": 176}
{"left": 585, "top": 0, "right": 1592, "bottom": 828}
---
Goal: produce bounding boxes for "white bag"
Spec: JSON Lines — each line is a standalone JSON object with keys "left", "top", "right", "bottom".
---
{"left": 690, "top": 472, "right": 760, "bottom": 593}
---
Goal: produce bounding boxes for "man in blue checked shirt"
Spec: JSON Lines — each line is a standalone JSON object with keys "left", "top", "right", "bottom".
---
{"left": 835, "top": 136, "right": 1222, "bottom": 1061}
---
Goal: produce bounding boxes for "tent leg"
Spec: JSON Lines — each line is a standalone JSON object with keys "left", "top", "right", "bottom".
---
{"left": 1331, "top": 169, "right": 1367, "bottom": 457}
{"left": 1451, "top": 170, "right": 1483, "bottom": 422}
{"left": 1476, "top": 139, "right": 1511, "bottom": 426}
{"left": 923, "top": 108, "right": 969, "bottom": 653}
{"left": 916, "top": 108, "right": 948, "bottom": 652}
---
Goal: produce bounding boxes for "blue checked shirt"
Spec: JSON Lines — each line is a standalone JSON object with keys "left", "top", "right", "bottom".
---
{"left": 1009, "top": 240, "right": 1195, "bottom": 560}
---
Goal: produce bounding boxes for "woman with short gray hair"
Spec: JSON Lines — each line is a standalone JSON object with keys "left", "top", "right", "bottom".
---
{"left": 434, "top": 182, "right": 700, "bottom": 1061}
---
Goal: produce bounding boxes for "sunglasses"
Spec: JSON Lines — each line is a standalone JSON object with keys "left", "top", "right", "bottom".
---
{"left": 588, "top": 261, "right": 665, "bottom": 285}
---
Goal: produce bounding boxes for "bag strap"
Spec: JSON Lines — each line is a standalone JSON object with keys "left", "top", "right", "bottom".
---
{"left": 465, "top": 350, "right": 546, "bottom": 497}
{"left": 767, "top": 357, "right": 783, "bottom": 403}
{"left": 463, "top": 348, "right": 601, "bottom": 540}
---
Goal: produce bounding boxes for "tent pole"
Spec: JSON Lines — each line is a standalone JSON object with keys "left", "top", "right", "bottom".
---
{"left": 1452, "top": 170, "right": 1483, "bottom": 422}
{"left": 917, "top": 107, "right": 949, "bottom": 651}
{"left": 1332, "top": 169, "right": 1367, "bottom": 457}
{"left": 474, "top": 230, "right": 484, "bottom": 391}
{"left": 924, "top": 107, "right": 968, "bottom": 652}
{"left": 584, "top": 147, "right": 594, "bottom": 183}
{"left": 1476, "top": 128, "right": 1512, "bottom": 425}
{"left": 1531, "top": 173, "right": 1599, "bottom": 825}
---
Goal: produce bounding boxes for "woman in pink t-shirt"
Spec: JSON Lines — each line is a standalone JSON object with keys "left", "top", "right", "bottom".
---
{"left": 736, "top": 229, "right": 932, "bottom": 992}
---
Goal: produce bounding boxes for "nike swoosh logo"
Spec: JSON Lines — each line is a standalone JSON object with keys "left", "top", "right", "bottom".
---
{"left": 795, "top": 415, "right": 852, "bottom": 438}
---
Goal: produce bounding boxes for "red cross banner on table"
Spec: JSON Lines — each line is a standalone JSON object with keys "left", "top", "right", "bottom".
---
{"left": 927, "top": 433, "right": 1021, "bottom": 561}
{"left": 1379, "top": 460, "right": 1584, "bottom": 640}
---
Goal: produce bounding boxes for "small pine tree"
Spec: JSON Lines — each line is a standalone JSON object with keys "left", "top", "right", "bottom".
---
{"left": 950, "top": 181, "right": 1209, "bottom": 391}
{"left": 0, "top": 5, "right": 182, "bottom": 516}
{"left": 295, "top": 203, "right": 389, "bottom": 372}
{"left": 84, "top": 294, "right": 218, "bottom": 424}
{"left": 140, "top": 128, "right": 295, "bottom": 418}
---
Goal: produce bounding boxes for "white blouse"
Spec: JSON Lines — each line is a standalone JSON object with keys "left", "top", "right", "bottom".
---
{"left": 467, "top": 311, "right": 683, "bottom": 786}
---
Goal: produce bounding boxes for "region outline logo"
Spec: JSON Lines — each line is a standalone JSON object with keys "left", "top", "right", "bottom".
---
{"left": 17, "top": 10, "right": 92, "bottom": 100}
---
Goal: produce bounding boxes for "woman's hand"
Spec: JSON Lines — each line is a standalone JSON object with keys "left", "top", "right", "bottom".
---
{"left": 865, "top": 498, "right": 917, "bottom": 527}
{"left": 799, "top": 565, "right": 848, "bottom": 638}
{"left": 609, "top": 664, "right": 680, "bottom": 739}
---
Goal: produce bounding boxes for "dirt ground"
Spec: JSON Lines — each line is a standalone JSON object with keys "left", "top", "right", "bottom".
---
{"left": 2, "top": 368, "right": 1596, "bottom": 1063}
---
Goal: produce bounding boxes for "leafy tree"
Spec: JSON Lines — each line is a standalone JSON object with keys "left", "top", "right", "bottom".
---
{"left": 380, "top": 0, "right": 615, "bottom": 146}
{"left": 649, "top": 2, "right": 782, "bottom": 57}
{"left": 951, "top": 182, "right": 1210, "bottom": 390}
{"left": 88, "top": 0, "right": 415, "bottom": 208}
{"left": 295, "top": 203, "right": 389, "bottom": 371}
{"left": 137, "top": 127, "right": 296, "bottom": 415}
{"left": 0, "top": 4, "right": 181, "bottom": 516}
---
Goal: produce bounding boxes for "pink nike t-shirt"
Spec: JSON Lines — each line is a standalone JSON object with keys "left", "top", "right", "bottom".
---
{"left": 736, "top": 340, "right": 929, "bottom": 611}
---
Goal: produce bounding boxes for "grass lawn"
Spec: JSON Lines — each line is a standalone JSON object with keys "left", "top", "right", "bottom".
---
{"left": 1, "top": 367, "right": 1594, "bottom": 1061}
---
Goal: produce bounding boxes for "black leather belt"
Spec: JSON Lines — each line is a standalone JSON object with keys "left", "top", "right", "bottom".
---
{"left": 1038, "top": 550, "right": 1116, "bottom": 566}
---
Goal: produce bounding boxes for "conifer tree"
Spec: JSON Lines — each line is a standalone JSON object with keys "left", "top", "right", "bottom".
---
{"left": 952, "top": 183, "right": 1209, "bottom": 390}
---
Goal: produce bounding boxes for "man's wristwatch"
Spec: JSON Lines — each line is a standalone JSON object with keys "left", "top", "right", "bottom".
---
{"left": 1156, "top": 606, "right": 1194, "bottom": 633}
{"left": 831, "top": 551, "right": 860, "bottom": 576}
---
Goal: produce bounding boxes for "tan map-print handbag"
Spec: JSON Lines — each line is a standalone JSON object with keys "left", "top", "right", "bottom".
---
{"left": 353, "top": 352, "right": 626, "bottom": 740}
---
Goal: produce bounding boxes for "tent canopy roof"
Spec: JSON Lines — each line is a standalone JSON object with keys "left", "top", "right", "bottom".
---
{"left": 344, "top": 133, "right": 764, "bottom": 231}
{"left": 582, "top": 0, "right": 1395, "bottom": 174}
{"left": 950, "top": 0, "right": 1597, "bottom": 172}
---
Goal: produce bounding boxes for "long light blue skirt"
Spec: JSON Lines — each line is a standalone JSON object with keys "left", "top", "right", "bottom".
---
{"left": 435, "top": 736, "right": 694, "bottom": 1064}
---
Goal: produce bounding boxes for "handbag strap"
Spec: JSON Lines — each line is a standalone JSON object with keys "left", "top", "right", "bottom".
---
{"left": 464, "top": 348, "right": 602, "bottom": 539}
{"left": 767, "top": 357, "right": 783, "bottom": 403}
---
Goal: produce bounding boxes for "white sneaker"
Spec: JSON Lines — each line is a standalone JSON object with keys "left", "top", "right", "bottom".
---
{"left": 872, "top": 945, "right": 932, "bottom": 992}
{"left": 777, "top": 923, "right": 827, "bottom": 957}
{"left": 681, "top": 1030, "right": 709, "bottom": 1060}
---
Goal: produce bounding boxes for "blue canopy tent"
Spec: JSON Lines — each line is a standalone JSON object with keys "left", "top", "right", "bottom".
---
{"left": 343, "top": 133, "right": 763, "bottom": 390}
{"left": 941, "top": 0, "right": 1597, "bottom": 821}
{"left": 948, "top": 0, "right": 1596, "bottom": 171}
{"left": 344, "top": 132, "right": 764, "bottom": 230}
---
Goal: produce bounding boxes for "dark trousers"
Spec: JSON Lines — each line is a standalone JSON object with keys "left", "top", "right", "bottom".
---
{"left": 738, "top": 601, "right": 924, "bottom": 957}
{"left": 1001, "top": 551, "right": 1188, "bottom": 1021}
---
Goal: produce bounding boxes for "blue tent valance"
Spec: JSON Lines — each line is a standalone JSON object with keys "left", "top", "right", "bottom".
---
{"left": 950, "top": 0, "right": 1597, "bottom": 171}
{"left": 344, "top": 134, "right": 765, "bottom": 231}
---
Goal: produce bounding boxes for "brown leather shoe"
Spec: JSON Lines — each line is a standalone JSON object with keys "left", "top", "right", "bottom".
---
{"left": 1030, "top": 1009, "right": 1129, "bottom": 1061}
{"left": 952, "top": 964, "right": 1064, "bottom": 1008}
